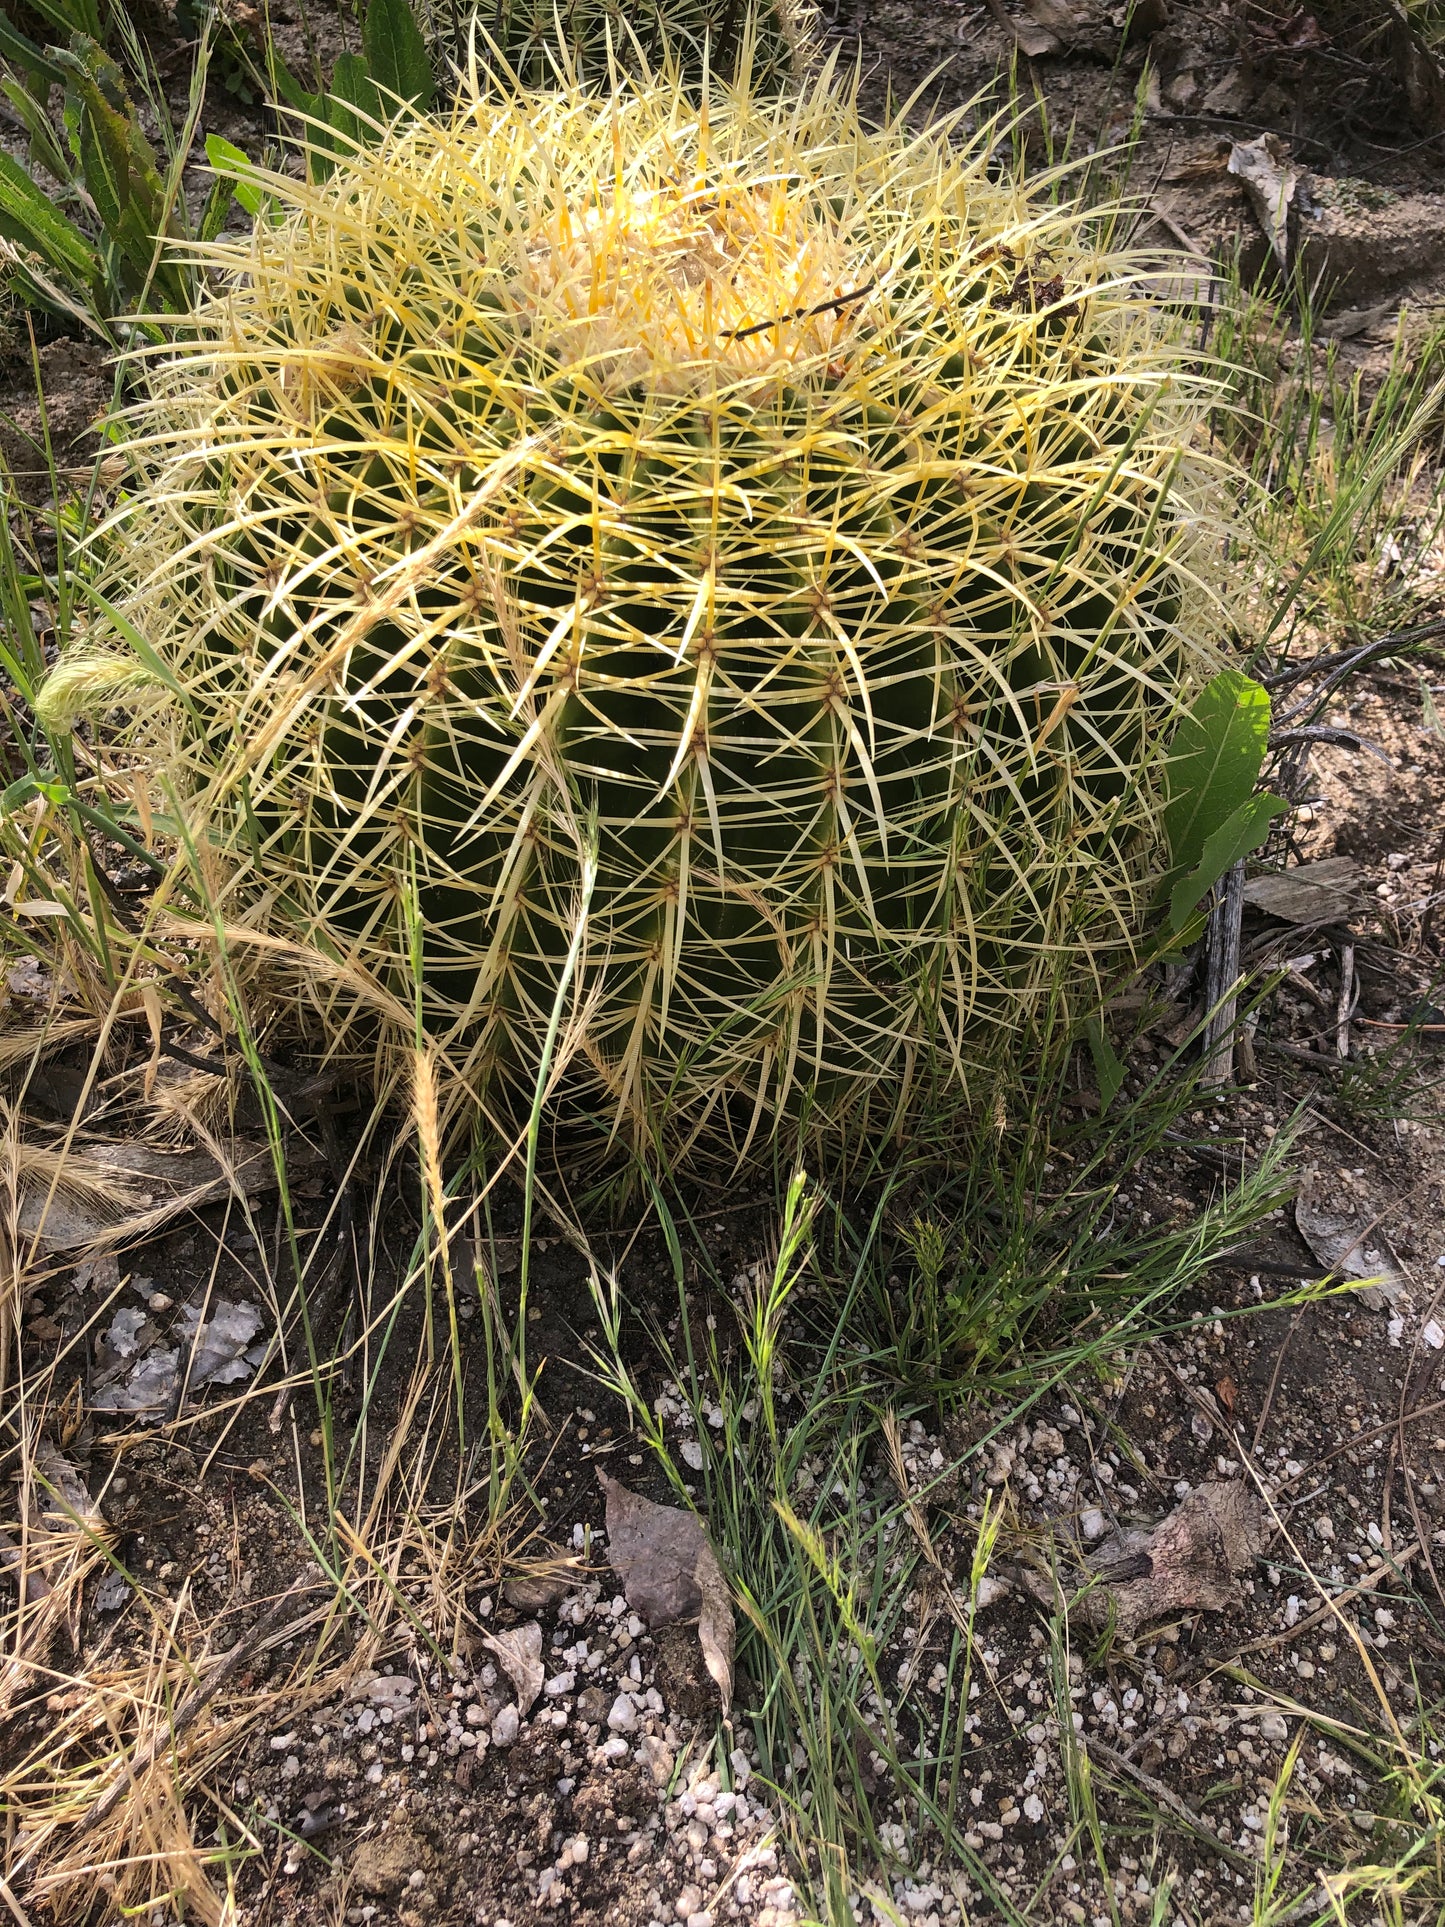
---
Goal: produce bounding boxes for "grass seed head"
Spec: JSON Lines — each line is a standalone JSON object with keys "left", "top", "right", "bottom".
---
{"left": 73, "top": 65, "right": 1236, "bottom": 1167}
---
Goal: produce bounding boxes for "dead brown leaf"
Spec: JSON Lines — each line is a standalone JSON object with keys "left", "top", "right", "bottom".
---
{"left": 1295, "top": 1171, "right": 1407, "bottom": 1311}
{"left": 599, "top": 1472, "right": 734, "bottom": 1715}
{"left": 1227, "top": 134, "right": 1299, "bottom": 268}
{"left": 481, "top": 1621, "right": 544, "bottom": 1716}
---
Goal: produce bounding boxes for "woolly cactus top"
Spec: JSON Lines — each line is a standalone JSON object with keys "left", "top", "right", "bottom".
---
{"left": 72, "top": 67, "right": 1231, "bottom": 1163}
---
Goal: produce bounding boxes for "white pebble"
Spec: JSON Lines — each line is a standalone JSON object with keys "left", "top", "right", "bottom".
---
{"left": 608, "top": 1693, "right": 638, "bottom": 1733}
{"left": 492, "top": 1704, "right": 520, "bottom": 1746}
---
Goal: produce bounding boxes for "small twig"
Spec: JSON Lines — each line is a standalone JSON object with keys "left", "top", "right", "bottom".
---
{"left": 1261, "top": 616, "right": 1445, "bottom": 706}
{"left": 1201, "top": 862, "right": 1246, "bottom": 1086}
{"left": 722, "top": 280, "right": 877, "bottom": 341}
{"left": 1268, "top": 724, "right": 1394, "bottom": 768}
{"left": 1086, "top": 1734, "right": 1254, "bottom": 1871}
{"left": 1336, "top": 943, "right": 1356, "bottom": 1059}
{"left": 1258, "top": 1038, "right": 1346, "bottom": 1071}
{"left": 1252, "top": 1307, "right": 1306, "bottom": 1455}
{"left": 1227, "top": 1543, "right": 1421, "bottom": 1660}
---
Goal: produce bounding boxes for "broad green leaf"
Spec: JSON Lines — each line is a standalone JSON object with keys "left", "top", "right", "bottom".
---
{"left": 362, "top": 0, "right": 434, "bottom": 113}
{"left": 1084, "top": 1016, "right": 1126, "bottom": 1112}
{"left": 269, "top": 51, "right": 323, "bottom": 119}
{"left": 1163, "top": 669, "right": 1273, "bottom": 876}
{"left": 1168, "top": 789, "right": 1289, "bottom": 935}
{"left": 205, "top": 132, "right": 265, "bottom": 217}
{"left": 53, "top": 35, "right": 186, "bottom": 307}
{"left": 328, "top": 51, "right": 381, "bottom": 150}
{"left": 0, "top": 146, "right": 99, "bottom": 284}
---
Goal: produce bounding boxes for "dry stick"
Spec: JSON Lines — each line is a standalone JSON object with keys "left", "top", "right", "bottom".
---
{"left": 1201, "top": 862, "right": 1246, "bottom": 1087}
{"left": 1336, "top": 943, "right": 1356, "bottom": 1059}
{"left": 722, "top": 280, "right": 877, "bottom": 341}
{"left": 1085, "top": 1735, "right": 1253, "bottom": 1872}
{"left": 1258, "top": 1038, "right": 1345, "bottom": 1071}
{"left": 1227, "top": 1543, "right": 1421, "bottom": 1661}
{"left": 1252, "top": 1306, "right": 1307, "bottom": 1455}
{"left": 12, "top": 1572, "right": 320, "bottom": 1878}
{"left": 0, "top": 1876, "right": 31, "bottom": 1927}
{"left": 1260, "top": 614, "right": 1445, "bottom": 707}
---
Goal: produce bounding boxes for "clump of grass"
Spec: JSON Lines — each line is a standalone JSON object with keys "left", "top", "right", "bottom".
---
{"left": 1206, "top": 269, "right": 1445, "bottom": 670}
{"left": 582, "top": 1037, "right": 1299, "bottom": 1915}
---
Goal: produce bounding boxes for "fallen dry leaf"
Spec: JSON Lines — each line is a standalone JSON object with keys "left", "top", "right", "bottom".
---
{"left": 481, "top": 1620, "right": 544, "bottom": 1716}
{"left": 1295, "top": 1172, "right": 1407, "bottom": 1311}
{"left": 600, "top": 1472, "right": 734, "bottom": 1715}
{"left": 91, "top": 1298, "right": 266, "bottom": 1415}
{"left": 1215, "top": 1374, "right": 1239, "bottom": 1418}
{"left": 1228, "top": 133, "right": 1299, "bottom": 268}
{"left": 1087, "top": 1481, "right": 1265, "bottom": 1632}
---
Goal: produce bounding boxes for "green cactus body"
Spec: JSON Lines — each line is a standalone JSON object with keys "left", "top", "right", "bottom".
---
{"left": 436, "top": 0, "right": 813, "bottom": 92}
{"left": 76, "top": 69, "right": 1227, "bottom": 1163}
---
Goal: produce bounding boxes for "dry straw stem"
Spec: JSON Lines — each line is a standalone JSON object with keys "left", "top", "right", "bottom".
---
{"left": 55, "top": 57, "right": 1234, "bottom": 1167}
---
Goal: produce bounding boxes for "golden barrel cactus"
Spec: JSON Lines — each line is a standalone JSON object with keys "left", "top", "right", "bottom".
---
{"left": 64, "top": 67, "right": 1228, "bottom": 1163}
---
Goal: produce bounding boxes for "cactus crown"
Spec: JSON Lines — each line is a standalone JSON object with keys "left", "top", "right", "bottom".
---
{"left": 79, "top": 64, "right": 1227, "bottom": 1166}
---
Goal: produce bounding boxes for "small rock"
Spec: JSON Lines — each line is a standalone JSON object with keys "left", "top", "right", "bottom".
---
{"left": 607, "top": 1693, "right": 638, "bottom": 1734}
{"left": 675, "top": 1886, "right": 704, "bottom": 1920}
{"left": 1424, "top": 1320, "right": 1445, "bottom": 1351}
{"left": 544, "top": 1671, "right": 576, "bottom": 1697}
{"left": 1079, "top": 1507, "right": 1108, "bottom": 1541}
{"left": 640, "top": 1735, "right": 675, "bottom": 1785}
{"left": 1258, "top": 1712, "right": 1288, "bottom": 1742}
{"left": 350, "top": 1824, "right": 437, "bottom": 1899}
{"left": 974, "top": 1574, "right": 1008, "bottom": 1609}
{"left": 576, "top": 1686, "right": 609, "bottom": 1725}
{"left": 492, "top": 1704, "right": 520, "bottom": 1747}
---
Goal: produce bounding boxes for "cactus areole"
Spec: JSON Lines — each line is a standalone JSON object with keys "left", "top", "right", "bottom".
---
{"left": 95, "top": 70, "right": 1226, "bottom": 1162}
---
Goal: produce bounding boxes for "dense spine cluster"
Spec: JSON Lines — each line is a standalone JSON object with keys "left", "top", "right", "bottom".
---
{"left": 72, "top": 69, "right": 1225, "bottom": 1161}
